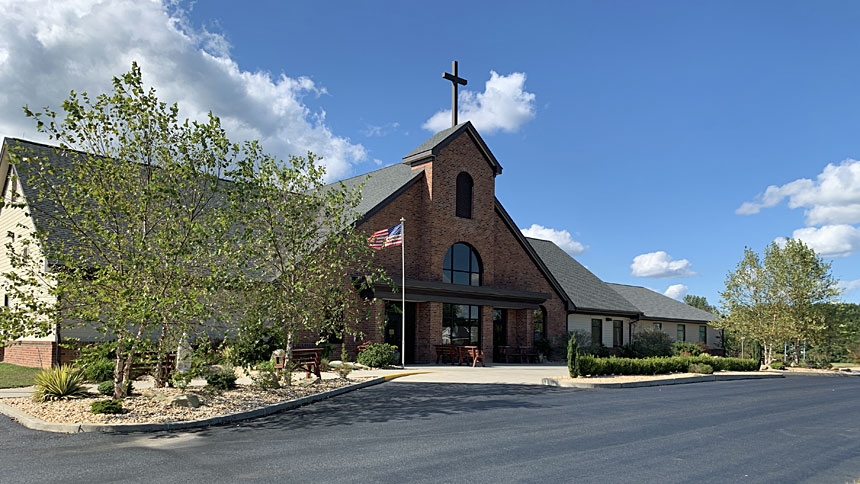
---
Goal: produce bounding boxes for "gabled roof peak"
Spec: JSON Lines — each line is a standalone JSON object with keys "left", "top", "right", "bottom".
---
{"left": 402, "top": 121, "right": 502, "bottom": 175}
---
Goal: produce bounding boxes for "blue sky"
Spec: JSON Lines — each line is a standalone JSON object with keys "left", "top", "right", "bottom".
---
{"left": 1, "top": 1, "right": 858, "bottom": 304}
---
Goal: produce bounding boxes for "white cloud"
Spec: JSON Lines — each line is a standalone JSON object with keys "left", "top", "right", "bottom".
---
{"left": 663, "top": 284, "right": 688, "bottom": 300}
{"left": 362, "top": 122, "right": 399, "bottom": 138}
{"left": 521, "top": 224, "right": 587, "bottom": 256}
{"left": 779, "top": 225, "right": 860, "bottom": 257}
{"left": 839, "top": 279, "right": 860, "bottom": 293}
{"left": 736, "top": 159, "right": 860, "bottom": 225}
{"left": 630, "top": 251, "right": 696, "bottom": 278}
{"left": 423, "top": 71, "right": 536, "bottom": 134}
{"left": 0, "top": 0, "right": 366, "bottom": 180}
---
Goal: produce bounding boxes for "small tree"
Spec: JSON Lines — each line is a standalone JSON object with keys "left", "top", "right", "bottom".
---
{"left": 0, "top": 63, "right": 241, "bottom": 397}
{"left": 567, "top": 332, "right": 579, "bottom": 377}
{"left": 717, "top": 240, "right": 839, "bottom": 366}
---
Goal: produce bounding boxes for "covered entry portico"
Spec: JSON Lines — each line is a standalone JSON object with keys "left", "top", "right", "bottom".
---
{"left": 376, "top": 279, "right": 550, "bottom": 363}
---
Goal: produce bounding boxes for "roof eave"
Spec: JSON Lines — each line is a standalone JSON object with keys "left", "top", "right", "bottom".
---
{"left": 494, "top": 199, "right": 573, "bottom": 311}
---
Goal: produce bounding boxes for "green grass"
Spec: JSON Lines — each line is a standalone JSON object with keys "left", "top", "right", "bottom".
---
{"left": 0, "top": 363, "right": 42, "bottom": 389}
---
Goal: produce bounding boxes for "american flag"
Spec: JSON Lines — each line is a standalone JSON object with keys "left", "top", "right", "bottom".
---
{"left": 368, "top": 223, "right": 403, "bottom": 250}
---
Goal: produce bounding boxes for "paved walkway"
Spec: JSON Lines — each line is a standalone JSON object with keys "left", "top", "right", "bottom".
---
{"left": 355, "top": 363, "right": 570, "bottom": 385}
{"left": 0, "top": 363, "right": 570, "bottom": 398}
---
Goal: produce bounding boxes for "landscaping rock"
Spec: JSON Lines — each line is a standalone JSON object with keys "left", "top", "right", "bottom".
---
{"left": 166, "top": 394, "right": 200, "bottom": 408}
{"left": 297, "top": 378, "right": 321, "bottom": 387}
{"left": 141, "top": 390, "right": 170, "bottom": 402}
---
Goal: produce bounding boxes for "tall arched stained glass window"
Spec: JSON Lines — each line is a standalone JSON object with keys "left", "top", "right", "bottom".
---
{"left": 442, "top": 243, "right": 481, "bottom": 286}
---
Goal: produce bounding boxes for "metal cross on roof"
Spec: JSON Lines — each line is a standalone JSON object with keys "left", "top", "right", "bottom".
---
{"left": 442, "top": 60, "right": 467, "bottom": 127}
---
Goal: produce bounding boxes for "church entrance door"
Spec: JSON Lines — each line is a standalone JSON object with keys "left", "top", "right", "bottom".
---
{"left": 384, "top": 301, "right": 416, "bottom": 364}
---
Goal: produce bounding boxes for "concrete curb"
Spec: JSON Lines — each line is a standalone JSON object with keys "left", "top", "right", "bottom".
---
{"left": 0, "top": 377, "right": 386, "bottom": 434}
{"left": 542, "top": 372, "right": 785, "bottom": 389}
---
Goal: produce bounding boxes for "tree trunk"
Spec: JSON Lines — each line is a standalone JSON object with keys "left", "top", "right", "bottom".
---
{"left": 113, "top": 338, "right": 126, "bottom": 400}
{"left": 284, "top": 327, "right": 294, "bottom": 387}
{"left": 153, "top": 321, "right": 169, "bottom": 388}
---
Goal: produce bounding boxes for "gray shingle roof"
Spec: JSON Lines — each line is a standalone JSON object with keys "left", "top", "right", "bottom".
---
{"left": 606, "top": 283, "right": 718, "bottom": 323}
{"left": 401, "top": 121, "right": 502, "bottom": 174}
{"left": 403, "top": 123, "right": 466, "bottom": 159}
{"left": 527, "top": 237, "right": 641, "bottom": 315}
{"left": 2, "top": 138, "right": 81, "bottom": 249}
{"left": 326, "top": 163, "right": 424, "bottom": 224}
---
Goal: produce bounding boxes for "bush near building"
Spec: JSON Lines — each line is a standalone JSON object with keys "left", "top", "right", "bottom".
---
{"left": 571, "top": 354, "right": 758, "bottom": 377}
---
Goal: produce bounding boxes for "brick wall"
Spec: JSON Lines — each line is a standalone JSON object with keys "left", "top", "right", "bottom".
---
{"left": 2, "top": 341, "right": 56, "bottom": 368}
{"left": 354, "top": 129, "right": 568, "bottom": 363}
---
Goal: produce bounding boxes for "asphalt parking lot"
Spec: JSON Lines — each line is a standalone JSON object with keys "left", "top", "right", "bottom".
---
{"left": 0, "top": 374, "right": 858, "bottom": 484}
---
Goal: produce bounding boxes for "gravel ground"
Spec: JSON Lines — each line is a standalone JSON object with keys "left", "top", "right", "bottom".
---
{"left": 3, "top": 377, "right": 367, "bottom": 425}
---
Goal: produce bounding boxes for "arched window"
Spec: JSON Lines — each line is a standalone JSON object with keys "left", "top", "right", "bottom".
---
{"left": 443, "top": 243, "right": 481, "bottom": 286}
{"left": 455, "top": 172, "right": 473, "bottom": 218}
{"left": 534, "top": 305, "right": 547, "bottom": 342}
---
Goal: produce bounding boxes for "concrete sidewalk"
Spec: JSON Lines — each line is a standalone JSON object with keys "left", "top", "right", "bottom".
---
{"left": 349, "top": 363, "right": 570, "bottom": 385}
{"left": 0, "top": 363, "right": 570, "bottom": 398}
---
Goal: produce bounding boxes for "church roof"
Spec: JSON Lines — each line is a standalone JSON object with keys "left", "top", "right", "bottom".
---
{"left": 1, "top": 138, "right": 81, "bottom": 250}
{"left": 606, "top": 283, "right": 718, "bottom": 323}
{"left": 324, "top": 163, "right": 425, "bottom": 225}
{"left": 527, "top": 237, "right": 641, "bottom": 316}
{"left": 402, "top": 121, "right": 502, "bottom": 175}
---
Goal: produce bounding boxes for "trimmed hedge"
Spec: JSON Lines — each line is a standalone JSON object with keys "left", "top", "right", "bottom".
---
{"left": 572, "top": 354, "right": 759, "bottom": 377}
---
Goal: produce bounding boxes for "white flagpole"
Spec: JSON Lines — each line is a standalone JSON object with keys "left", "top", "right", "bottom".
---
{"left": 400, "top": 217, "right": 406, "bottom": 368}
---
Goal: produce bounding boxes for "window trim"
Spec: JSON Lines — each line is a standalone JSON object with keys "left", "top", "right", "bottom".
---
{"left": 699, "top": 325, "right": 707, "bottom": 344}
{"left": 677, "top": 324, "right": 686, "bottom": 342}
{"left": 653, "top": 322, "right": 662, "bottom": 330}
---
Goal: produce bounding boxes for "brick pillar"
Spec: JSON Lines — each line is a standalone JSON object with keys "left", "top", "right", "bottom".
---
{"left": 481, "top": 305, "right": 493, "bottom": 362}
{"left": 416, "top": 302, "right": 443, "bottom": 363}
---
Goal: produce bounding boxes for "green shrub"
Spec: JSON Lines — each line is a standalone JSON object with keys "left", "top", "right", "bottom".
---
{"left": 225, "top": 319, "right": 285, "bottom": 369}
{"left": 97, "top": 380, "right": 114, "bottom": 395}
{"left": 32, "top": 365, "right": 89, "bottom": 402}
{"left": 567, "top": 332, "right": 579, "bottom": 377}
{"left": 205, "top": 369, "right": 238, "bottom": 391}
{"left": 689, "top": 363, "right": 714, "bottom": 374}
{"left": 632, "top": 329, "right": 674, "bottom": 357}
{"left": 90, "top": 399, "right": 123, "bottom": 415}
{"left": 82, "top": 358, "right": 115, "bottom": 383}
{"left": 770, "top": 361, "right": 786, "bottom": 370}
{"left": 568, "top": 355, "right": 758, "bottom": 376}
{"left": 535, "top": 338, "right": 553, "bottom": 359}
{"left": 356, "top": 343, "right": 397, "bottom": 368}
{"left": 673, "top": 341, "right": 703, "bottom": 356}
{"left": 171, "top": 371, "right": 194, "bottom": 391}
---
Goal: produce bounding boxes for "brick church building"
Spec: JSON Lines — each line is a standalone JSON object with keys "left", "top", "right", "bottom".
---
{"left": 340, "top": 121, "right": 572, "bottom": 364}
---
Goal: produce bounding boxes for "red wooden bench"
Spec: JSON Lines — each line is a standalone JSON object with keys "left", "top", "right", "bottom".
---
{"left": 434, "top": 345, "right": 461, "bottom": 365}
{"left": 130, "top": 352, "right": 176, "bottom": 381}
{"left": 274, "top": 348, "right": 323, "bottom": 378}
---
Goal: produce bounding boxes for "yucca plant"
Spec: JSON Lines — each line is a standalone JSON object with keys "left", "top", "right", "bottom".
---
{"left": 32, "top": 365, "right": 89, "bottom": 402}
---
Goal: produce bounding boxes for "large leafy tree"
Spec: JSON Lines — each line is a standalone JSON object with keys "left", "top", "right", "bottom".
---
{"left": 717, "top": 239, "right": 839, "bottom": 366}
{"left": 0, "top": 63, "right": 240, "bottom": 397}
{"left": 683, "top": 294, "right": 717, "bottom": 314}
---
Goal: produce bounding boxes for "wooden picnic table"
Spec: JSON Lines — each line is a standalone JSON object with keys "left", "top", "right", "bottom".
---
{"left": 274, "top": 347, "right": 323, "bottom": 378}
{"left": 434, "top": 345, "right": 485, "bottom": 367}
